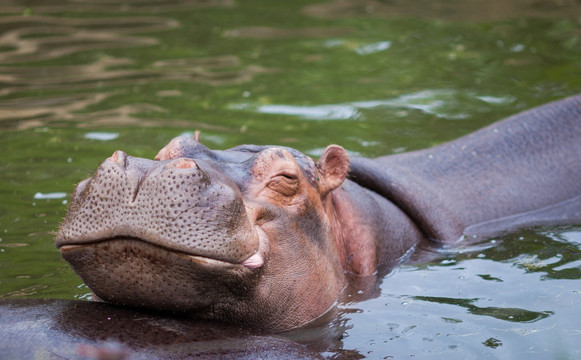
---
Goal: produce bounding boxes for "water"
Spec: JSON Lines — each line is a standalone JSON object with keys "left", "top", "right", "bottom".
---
{"left": 0, "top": 0, "right": 580, "bottom": 358}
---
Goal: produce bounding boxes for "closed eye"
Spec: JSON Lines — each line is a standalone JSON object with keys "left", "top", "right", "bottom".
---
{"left": 267, "top": 172, "right": 299, "bottom": 196}
{"left": 279, "top": 173, "right": 297, "bottom": 180}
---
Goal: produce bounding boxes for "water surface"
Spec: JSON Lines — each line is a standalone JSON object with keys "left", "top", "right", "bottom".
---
{"left": 0, "top": 0, "right": 580, "bottom": 358}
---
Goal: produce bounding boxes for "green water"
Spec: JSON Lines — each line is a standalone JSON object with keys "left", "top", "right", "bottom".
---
{"left": 0, "top": 0, "right": 580, "bottom": 358}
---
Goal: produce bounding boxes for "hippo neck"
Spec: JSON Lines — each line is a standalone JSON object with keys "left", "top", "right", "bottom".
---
{"left": 348, "top": 95, "right": 581, "bottom": 243}
{"left": 348, "top": 157, "right": 465, "bottom": 242}
{"left": 329, "top": 179, "right": 424, "bottom": 276}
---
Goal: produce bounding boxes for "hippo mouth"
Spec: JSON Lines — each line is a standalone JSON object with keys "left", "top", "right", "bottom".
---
{"left": 58, "top": 236, "right": 266, "bottom": 313}
{"left": 58, "top": 234, "right": 266, "bottom": 270}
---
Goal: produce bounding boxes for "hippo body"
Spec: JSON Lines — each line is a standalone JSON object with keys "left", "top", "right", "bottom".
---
{"left": 0, "top": 298, "right": 325, "bottom": 360}
{"left": 54, "top": 94, "right": 581, "bottom": 332}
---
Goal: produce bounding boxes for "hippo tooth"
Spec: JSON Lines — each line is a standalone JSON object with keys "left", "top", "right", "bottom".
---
{"left": 241, "top": 252, "right": 263, "bottom": 269}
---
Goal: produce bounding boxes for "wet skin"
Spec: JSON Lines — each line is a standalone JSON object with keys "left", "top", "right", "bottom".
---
{"left": 54, "top": 94, "right": 581, "bottom": 332}
{"left": 0, "top": 298, "right": 326, "bottom": 360}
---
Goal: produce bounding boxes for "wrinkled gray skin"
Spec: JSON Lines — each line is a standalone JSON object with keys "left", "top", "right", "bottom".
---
{"left": 55, "top": 94, "right": 581, "bottom": 332}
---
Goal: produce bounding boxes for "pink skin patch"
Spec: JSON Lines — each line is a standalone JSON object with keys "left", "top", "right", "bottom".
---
{"left": 173, "top": 158, "right": 197, "bottom": 169}
{"left": 155, "top": 137, "right": 186, "bottom": 161}
{"left": 107, "top": 150, "right": 127, "bottom": 166}
{"left": 241, "top": 226, "right": 269, "bottom": 269}
{"left": 77, "top": 343, "right": 128, "bottom": 360}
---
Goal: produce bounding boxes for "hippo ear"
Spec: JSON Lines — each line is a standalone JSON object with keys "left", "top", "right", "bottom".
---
{"left": 317, "top": 145, "right": 350, "bottom": 195}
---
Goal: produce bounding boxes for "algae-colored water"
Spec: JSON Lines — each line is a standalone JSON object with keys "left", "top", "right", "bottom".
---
{"left": 0, "top": 0, "right": 580, "bottom": 358}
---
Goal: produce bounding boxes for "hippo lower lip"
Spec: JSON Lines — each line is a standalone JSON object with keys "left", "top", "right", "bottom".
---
{"left": 59, "top": 237, "right": 263, "bottom": 270}
{"left": 59, "top": 238, "right": 263, "bottom": 313}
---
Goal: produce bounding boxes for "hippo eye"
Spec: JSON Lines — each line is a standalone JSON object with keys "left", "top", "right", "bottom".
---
{"left": 267, "top": 172, "right": 299, "bottom": 196}
{"left": 279, "top": 173, "right": 296, "bottom": 180}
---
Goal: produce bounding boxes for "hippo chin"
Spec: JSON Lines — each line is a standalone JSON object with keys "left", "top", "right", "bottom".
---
{"left": 56, "top": 94, "right": 581, "bottom": 332}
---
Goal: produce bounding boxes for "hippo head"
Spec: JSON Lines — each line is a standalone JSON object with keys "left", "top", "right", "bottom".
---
{"left": 56, "top": 136, "right": 351, "bottom": 331}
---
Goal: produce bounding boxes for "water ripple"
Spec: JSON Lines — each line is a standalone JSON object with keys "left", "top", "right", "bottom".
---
{"left": 231, "top": 89, "right": 515, "bottom": 121}
{"left": 0, "top": 15, "right": 178, "bottom": 64}
{"left": 0, "top": 13, "right": 275, "bottom": 129}
{"left": 303, "top": 0, "right": 581, "bottom": 21}
{"left": 0, "top": 0, "right": 233, "bottom": 14}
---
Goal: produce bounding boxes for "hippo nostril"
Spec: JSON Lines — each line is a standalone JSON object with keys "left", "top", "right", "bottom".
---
{"left": 173, "top": 158, "right": 198, "bottom": 169}
{"left": 107, "top": 150, "right": 127, "bottom": 167}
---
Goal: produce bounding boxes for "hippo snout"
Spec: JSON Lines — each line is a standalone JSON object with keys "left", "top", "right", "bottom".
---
{"left": 56, "top": 151, "right": 260, "bottom": 265}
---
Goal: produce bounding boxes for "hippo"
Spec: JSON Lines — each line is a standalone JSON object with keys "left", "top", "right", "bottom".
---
{"left": 55, "top": 94, "right": 581, "bottom": 332}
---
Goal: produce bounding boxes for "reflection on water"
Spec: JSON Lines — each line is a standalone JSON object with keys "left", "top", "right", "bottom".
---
{"left": 411, "top": 295, "right": 553, "bottom": 323}
{"left": 323, "top": 38, "right": 392, "bottom": 55}
{"left": 0, "top": 0, "right": 233, "bottom": 14}
{"left": 0, "top": 243, "right": 29, "bottom": 248}
{"left": 0, "top": 15, "right": 178, "bottom": 63}
{"left": 303, "top": 0, "right": 581, "bottom": 21}
{"left": 223, "top": 26, "right": 354, "bottom": 39}
{"left": 1, "top": 93, "right": 109, "bottom": 129}
{"left": 0, "top": 9, "right": 276, "bottom": 129}
{"left": 232, "top": 89, "right": 514, "bottom": 121}
{"left": 0, "top": 285, "right": 46, "bottom": 298}
{"left": 84, "top": 131, "right": 119, "bottom": 141}
{"left": 0, "top": 14, "right": 275, "bottom": 129}
{"left": 0, "top": 57, "right": 134, "bottom": 96}
{"left": 152, "top": 56, "right": 276, "bottom": 85}
{"left": 33, "top": 192, "right": 67, "bottom": 200}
